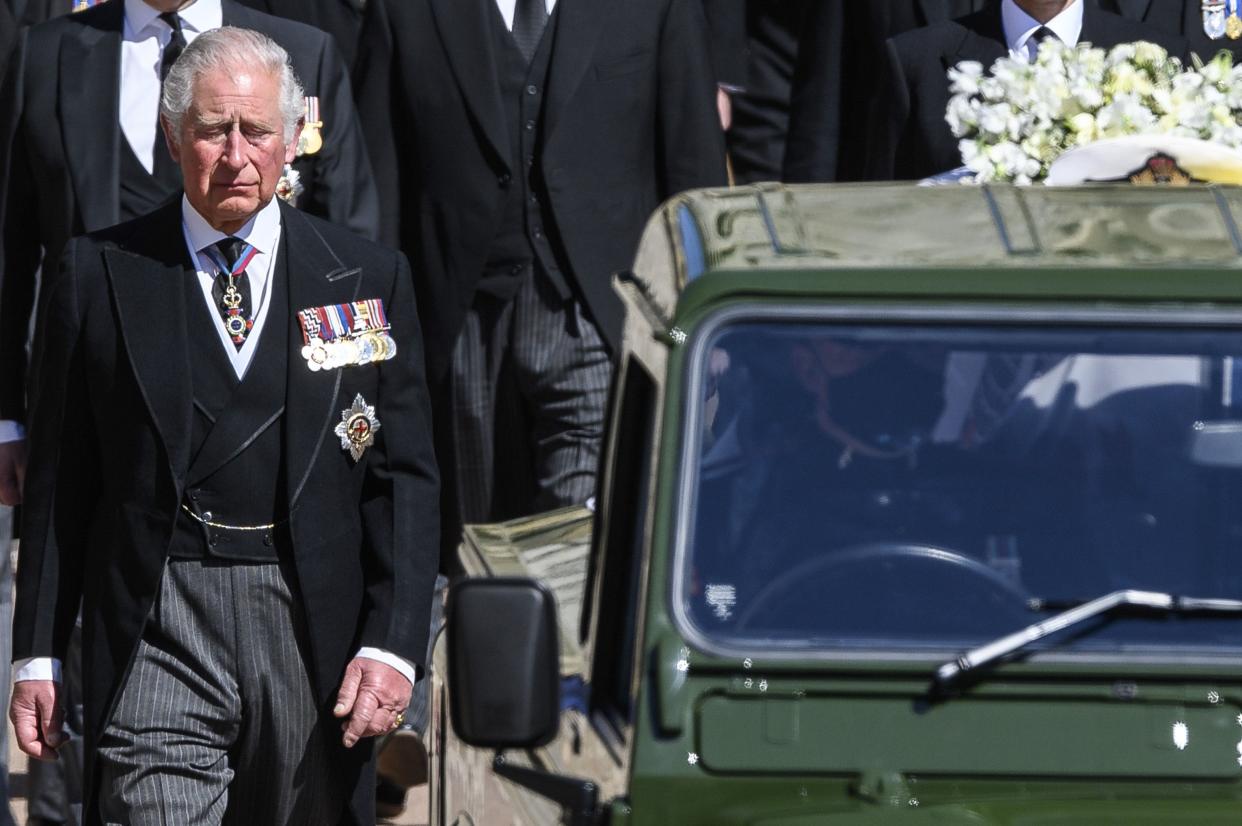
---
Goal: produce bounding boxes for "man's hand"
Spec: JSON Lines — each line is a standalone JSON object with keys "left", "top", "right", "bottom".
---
{"left": 0, "top": 439, "right": 26, "bottom": 506}
{"left": 333, "top": 657, "right": 413, "bottom": 748}
{"left": 716, "top": 87, "right": 733, "bottom": 132}
{"left": 10, "top": 680, "right": 65, "bottom": 761}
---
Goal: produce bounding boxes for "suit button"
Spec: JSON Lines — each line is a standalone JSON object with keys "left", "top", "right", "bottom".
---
{"left": 532, "top": 228, "right": 543, "bottom": 240}
{"left": 263, "top": 534, "right": 273, "bottom": 547}
{"left": 524, "top": 120, "right": 535, "bottom": 131}
{"left": 510, "top": 264, "right": 523, "bottom": 275}
{"left": 526, "top": 85, "right": 538, "bottom": 96}
{"left": 497, "top": 173, "right": 511, "bottom": 187}
{"left": 209, "top": 535, "right": 218, "bottom": 547}
{"left": 189, "top": 491, "right": 199, "bottom": 502}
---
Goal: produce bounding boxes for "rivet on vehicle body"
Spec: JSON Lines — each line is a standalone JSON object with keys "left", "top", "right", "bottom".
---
{"left": 669, "top": 327, "right": 687, "bottom": 344}
{"left": 744, "top": 678, "right": 754, "bottom": 689}
{"left": 676, "top": 658, "right": 689, "bottom": 673}
{"left": 1208, "top": 690, "right": 1221, "bottom": 704}
{"left": 743, "top": 658, "right": 753, "bottom": 669}
{"left": 908, "top": 799, "right": 920, "bottom": 807}
{"left": 759, "top": 679, "right": 769, "bottom": 692}
{"left": 798, "top": 787, "right": 808, "bottom": 798}
{"left": 687, "top": 752, "right": 699, "bottom": 765}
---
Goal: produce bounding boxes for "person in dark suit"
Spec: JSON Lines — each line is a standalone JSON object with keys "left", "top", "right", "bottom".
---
{"left": 784, "top": 0, "right": 987, "bottom": 183}
{"left": 1097, "top": 0, "right": 1242, "bottom": 61}
{"left": 869, "top": 0, "right": 1190, "bottom": 181}
{"left": 0, "top": 0, "right": 378, "bottom": 502}
{"left": 9, "top": 27, "right": 439, "bottom": 825}
{"left": 354, "top": 0, "right": 727, "bottom": 545}
{"left": 234, "top": 0, "right": 364, "bottom": 73}
{"left": 726, "top": 0, "right": 809, "bottom": 184}
{"left": 0, "top": 1, "right": 13, "bottom": 81}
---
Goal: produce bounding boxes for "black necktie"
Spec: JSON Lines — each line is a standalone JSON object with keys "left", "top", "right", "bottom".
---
{"left": 153, "top": 14, "right": 186, "bottom": 186}
{"left": 511, "top": 0, "right": 548, "bottom": 63}
{"left": 1030, "top": 26, "right": 1057, "bottom": 59}
{"left": 210, "top": 237, "right": 254, "bottom": 350}
{"left": 159, "top": 12, "right": 186, "bottom": 81}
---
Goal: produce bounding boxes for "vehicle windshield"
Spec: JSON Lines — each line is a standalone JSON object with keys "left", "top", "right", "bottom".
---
{"left": 679, "top": 316, "right": 1242, "bottom": 656}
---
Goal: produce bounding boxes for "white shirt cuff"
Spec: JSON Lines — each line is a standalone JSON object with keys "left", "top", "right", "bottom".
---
{"left": 0, "top": 421, "right": 26, "bottom": 443}
{"left": 13, "top": 657, "right": 61, "bottom": 682}
{"left": 354, "top": 647, "right": 418, "bottom": 687}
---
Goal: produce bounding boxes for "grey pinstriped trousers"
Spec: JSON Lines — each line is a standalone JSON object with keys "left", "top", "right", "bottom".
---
{"left": 450, "top": 268, "right": 613, "bottom": 524}
{"left": 96, "top": 559, "right": 343, "bottom": 825}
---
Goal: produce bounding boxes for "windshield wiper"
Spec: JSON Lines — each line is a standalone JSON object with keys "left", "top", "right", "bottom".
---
{"left": 931, "top": 589, "right": 1242, "bottom": 696}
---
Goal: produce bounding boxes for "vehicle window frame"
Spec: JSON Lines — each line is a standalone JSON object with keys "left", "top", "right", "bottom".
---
{"left": 584, "top": 352, "right": 660, "bottom": 743}
{"left": 669, "top": 300, "right": 1242, "bottom": 664}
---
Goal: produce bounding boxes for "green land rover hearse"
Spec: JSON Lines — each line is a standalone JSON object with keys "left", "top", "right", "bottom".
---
{"left": 431, "top": 182, "right": 1242, "bottom": 825}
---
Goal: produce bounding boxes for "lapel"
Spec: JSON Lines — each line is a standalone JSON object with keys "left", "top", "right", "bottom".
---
{"left": 60, "top": 0, "right": 123, "bottom": 231}
{"left": 952, "top": 5, "right": 1008, "bottom": 66}
{"left": 1114, "top": 0, "right": 1155, "bottom": 22}
{"left": 103, "top": 200, "right": 194, "bottom": 481}
{"left": 543, "top": 0, "right": 607, "bottom": 144}
{"left": 428, "top": 0, "right": 509, "bottom": 168}
{"left": 917, "top": 0, "right": 953, "bottom": 25}
{"left": 278, "top": 203, "right": 363, "bottom": 507}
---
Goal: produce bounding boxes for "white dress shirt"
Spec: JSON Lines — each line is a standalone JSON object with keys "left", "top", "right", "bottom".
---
{"left": 1002, "top": 0, "right": 1084, "bottom": 62}
{"left": 183, "top": 195, "right": 281, "bottom": 379}
{"left": 494, "top": 0, "right": 557, "bottom": 30}
{"left": 121, "top": 0, "right": 222, "bottom": 172}
{"left": 15, "top": 195, "right": 418, "bottom": 688}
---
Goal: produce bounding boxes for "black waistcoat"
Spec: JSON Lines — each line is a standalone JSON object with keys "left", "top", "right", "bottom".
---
{"left": 168, "top": 236, "right": 292, "bottom": 562}
{"left": 477, "top": 4, "right": 573, "bottom": 302}
{"left": 119, "top": 137, "right": 179, "bottom": 223}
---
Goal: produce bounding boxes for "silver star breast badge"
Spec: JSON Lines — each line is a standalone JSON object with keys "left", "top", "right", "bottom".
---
{"left": 334, "top": 393, "right": 380, "bottom": 461}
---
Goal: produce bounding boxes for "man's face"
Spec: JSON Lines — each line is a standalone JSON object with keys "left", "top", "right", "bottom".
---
{"left": 166, "top": 65, "right": 301, "bottom": 231}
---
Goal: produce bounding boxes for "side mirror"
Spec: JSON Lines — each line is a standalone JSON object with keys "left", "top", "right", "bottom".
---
{"left": 447, "top": 577, "right": 561, "bottom": 749}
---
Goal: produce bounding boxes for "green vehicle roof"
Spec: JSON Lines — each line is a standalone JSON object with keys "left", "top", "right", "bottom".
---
{"left": 631, "top": 183, "right": 1242, "bottom": 321}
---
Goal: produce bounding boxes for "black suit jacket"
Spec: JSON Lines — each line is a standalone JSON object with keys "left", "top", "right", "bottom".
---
{"left": 13, "top": 198, "right": 440, "bottom": 825}
{"left": 784, "top": 0, "right": 986, "bottom": 182}
{"left": 871, "top": 3, "right": 1190, "bottom": 181}
{"left": 353, "top": 0, "right": 728, "bottom": 381}
{"left": 0, "top": 0, "right": 379, "bottom": 425}
{"left": 1098, "top": 0, "right": 1242, "bottom": 61}
{"left": 234, "top": 0, "right": 364, "bottom": 73}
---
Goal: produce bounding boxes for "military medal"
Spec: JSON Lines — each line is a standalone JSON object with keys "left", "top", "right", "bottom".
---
{"left": 298, "top": 97, "right": 324, "bottom": 157}
{"left": 275, "top": 165, "right": 303, "bottom": 205}
{"left": 1205, "top": 0, "right": 1228, "bottom": 39}
{"left": 335, "top": 394, "right": 380, "bottom": 461}
{"left": 297, "top": 299, "right": 396, "bottom": 372}
{"left": 1228, "top": 0, "right": 1242, "bottom": 39}
{"left": 204, "top": 242, "right": 259, "bottom": 345}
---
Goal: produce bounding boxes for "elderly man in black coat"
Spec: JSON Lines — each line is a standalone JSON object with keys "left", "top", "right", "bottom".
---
{"left": 10, "top": 27, "right": 439, "bottom": 825}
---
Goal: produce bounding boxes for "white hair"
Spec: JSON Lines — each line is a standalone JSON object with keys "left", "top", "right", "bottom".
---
{"left": 160, "top": 27, "right": 305, "bottom": 144}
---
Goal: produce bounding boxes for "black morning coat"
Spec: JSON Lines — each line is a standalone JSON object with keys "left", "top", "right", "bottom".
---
{"left": 870, "top": 1, "right": 1191, "bottom": 182}
{"left": 1097, "top": 0, "right": 1242, "bottom": 61}
{"left": 0, "top": 0, "right": 380, "bottom": 426}
{"left": 12, "top": 199, "right": 441, "bottom": 825}
{"left": 783, "top": 0, "right": 987, "bottom": 183}
{"left": 233, "top": 0, "right": 365, "bottom": 74}
{"left": 352, "top": 0, "right": 729, "bottom": 382}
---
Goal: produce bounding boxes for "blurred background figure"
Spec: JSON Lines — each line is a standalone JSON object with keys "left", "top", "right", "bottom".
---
{"left": 1096, "top": 0, "right": 1242, "bottom": 61}
{"left": 725, "top": 0, "right": 810, "bottom": 184}
{"left": 866, "top": 0, "right": 1188, "bottom": 181}
{"left": 233, "top": 0, "right": 364, "bottom": 73}
{"left": 784, "top": 0, "right": 987, "bottom": 183}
